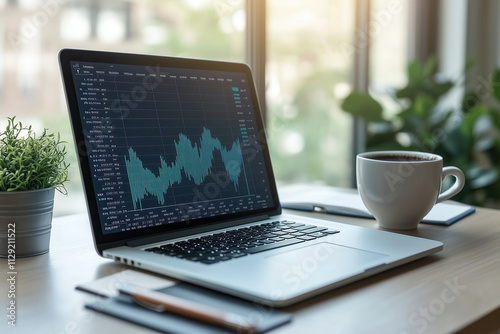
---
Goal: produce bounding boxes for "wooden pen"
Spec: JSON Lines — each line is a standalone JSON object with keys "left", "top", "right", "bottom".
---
{"left": 118, "top": 285, "right": 258, "bottom": 334}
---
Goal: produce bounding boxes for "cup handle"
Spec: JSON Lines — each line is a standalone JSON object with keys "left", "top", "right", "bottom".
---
{"left": 436, "top": 166, "right": 465, "bottom": 203}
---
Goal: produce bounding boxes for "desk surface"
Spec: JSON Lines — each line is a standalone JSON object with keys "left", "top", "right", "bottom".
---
{"left": 2, "top": 204, "right": 500, "bottom": 334}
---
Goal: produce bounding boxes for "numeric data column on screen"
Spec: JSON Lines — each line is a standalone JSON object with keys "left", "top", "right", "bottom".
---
{"left": 76, "top": 67, "right": 131, "bottom": 231}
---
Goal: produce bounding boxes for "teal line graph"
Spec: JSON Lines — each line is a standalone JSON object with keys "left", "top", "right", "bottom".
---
{"left": 124, "top": 128, "right": 248, "bottom": 210}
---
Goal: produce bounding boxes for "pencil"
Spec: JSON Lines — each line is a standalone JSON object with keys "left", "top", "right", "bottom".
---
{"left": 118, "top": 285, "right": 258, "bottom": 334}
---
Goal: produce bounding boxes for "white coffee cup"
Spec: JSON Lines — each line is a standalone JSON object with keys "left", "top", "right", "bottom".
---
{"left": 356, "top": 151, "right": 465, "bottom": 230}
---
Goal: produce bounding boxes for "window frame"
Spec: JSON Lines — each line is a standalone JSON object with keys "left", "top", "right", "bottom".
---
{"left": 247, "top": 0, "right": 370, "bottom": 187}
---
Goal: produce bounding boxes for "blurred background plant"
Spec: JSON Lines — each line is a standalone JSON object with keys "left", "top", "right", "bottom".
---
{"left": 341, "top": 57, "right": 500, "bottom": 208}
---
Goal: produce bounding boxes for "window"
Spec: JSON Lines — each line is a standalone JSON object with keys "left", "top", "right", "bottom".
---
{"left": 267, "top": 0, "right": 355, "bottom": 187}
{"left": 1, "top": 0, "right": 496, "bottom": 215}
{"left": 60, "top": 6, "right": 92, "bottom": 41}
{"left": 370, "top": 0, "right": 409, "bottom": 115}
{"left": 437, "top": 0, "right": 467, "bottom": 106}
{"left": 0, "top": 0, "right": 245, "bottom": 216}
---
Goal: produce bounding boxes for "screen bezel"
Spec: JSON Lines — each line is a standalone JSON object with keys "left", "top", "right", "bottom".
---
{"left": 58, "top": 48, "right": 281, "bottom": 253}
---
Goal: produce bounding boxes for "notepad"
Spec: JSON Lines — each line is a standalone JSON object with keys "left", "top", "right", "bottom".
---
{"left": 77, "top": 270, "right": 292, "bottom": 334}
{"left": 279, "top": 184, "right": 475, "bottom": 226}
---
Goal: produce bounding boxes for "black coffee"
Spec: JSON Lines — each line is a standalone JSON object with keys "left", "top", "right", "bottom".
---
{"left": 368, "top": 154, "right": 436, "bottom": 162}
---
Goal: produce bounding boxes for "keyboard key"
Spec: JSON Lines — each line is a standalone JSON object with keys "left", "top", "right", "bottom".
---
{"left": 245, "top": 239, "right": 304, "bottom": 254}
{"left": 283, "top": 222, "right": 305, "bottom": 228}
{"left": 294, "top": 225, "right": 317, "bottom": 231}
{"left": 249, "top": 241, "right": 266, "bottom": 246}
{"left": 230, "top": 253, "right": 248, "bottom": 259}
{"left": 165, "top": 251, "right": 179, "bottom": 256}
{"left": 227, "top": 246, "right": 246, "bottom": 252}
{"left": 304, "top": 227, "right": 328, "bottom": 234}
{"left": 200, "top": 259, "right": 220, "bottom": 264}
{"left": 307, "top": 232, "right": 326, "bottom": 238}
{"left": 297, "top": 235, "right": 316, "bottom": 241}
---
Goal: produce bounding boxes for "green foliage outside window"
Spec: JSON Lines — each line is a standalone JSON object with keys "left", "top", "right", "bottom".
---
{"left": 341, "top": 57, "right": 500, "bottom": 208}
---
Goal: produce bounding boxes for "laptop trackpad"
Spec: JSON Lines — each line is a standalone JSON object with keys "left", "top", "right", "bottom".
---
{"left": 267, "top": 242, "right": 388, "bottom": 278}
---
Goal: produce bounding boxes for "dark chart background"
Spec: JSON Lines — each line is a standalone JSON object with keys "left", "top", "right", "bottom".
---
{"left": 70, "top": 61, "right": 274, "bottom": 234}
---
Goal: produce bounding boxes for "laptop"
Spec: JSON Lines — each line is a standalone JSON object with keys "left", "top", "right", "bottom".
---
{"left": 59, "top": 48, "right": 442, "bottom": 307}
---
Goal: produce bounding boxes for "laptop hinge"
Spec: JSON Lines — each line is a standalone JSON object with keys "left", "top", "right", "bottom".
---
{"left": 125, "top": 214, "right": 271, "bottom": 247}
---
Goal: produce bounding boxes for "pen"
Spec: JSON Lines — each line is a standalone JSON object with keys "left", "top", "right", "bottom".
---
{"left": 118, "top": 285, "right": 258, "bottom": 334}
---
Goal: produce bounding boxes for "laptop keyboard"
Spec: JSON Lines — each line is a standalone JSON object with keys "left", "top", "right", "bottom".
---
{"left": 145, "top": 220, "right": 339, "bottom": 264}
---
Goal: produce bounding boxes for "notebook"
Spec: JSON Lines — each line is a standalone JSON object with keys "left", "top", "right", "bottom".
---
{"left": 77, "top": 270, "right": 292, "bottom": 333}
{"left": 59, "top": 48, "right": 443, "bottom": 307}
{"left": 280, "top": 184, "right": 476, "bottom": 226}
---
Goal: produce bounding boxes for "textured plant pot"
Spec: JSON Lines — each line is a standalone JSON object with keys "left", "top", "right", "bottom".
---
{"left": 0, "top": 188, "right": 55, "bottom": 258}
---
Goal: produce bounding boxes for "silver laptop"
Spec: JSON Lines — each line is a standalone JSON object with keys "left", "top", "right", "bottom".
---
{"left": 59, "top": 48, "right": 442, "bottom": 307}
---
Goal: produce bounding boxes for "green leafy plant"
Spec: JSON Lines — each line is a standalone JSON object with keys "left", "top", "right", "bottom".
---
{"left": 0, "top": 117, "right": 69, "bottom": 194}
{"left": 341, "top": 57, "right": 500, "bottom": 207}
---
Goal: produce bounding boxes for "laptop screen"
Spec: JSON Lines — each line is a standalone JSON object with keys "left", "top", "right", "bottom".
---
{"left": 60, "top": 50, "right": 279, "bottom": 242}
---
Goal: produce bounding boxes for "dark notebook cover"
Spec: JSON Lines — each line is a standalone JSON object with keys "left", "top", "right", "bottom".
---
{"left": 85, "top": 282, "right": 292, "bottom": 334}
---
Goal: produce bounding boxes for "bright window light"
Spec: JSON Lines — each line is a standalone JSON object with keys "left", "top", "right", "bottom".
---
{"left": 60, "top": 8, "right": 91, "bottom": 41}
{"left": 97, "top": 10, "right": 126, "bottom": 43}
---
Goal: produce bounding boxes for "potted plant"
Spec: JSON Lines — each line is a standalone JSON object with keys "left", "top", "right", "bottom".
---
{"left": 341, "top": 57, "right": 500, "bottom": 208}
{"left": 0, "top": 117, "right": 69, "bottom": 257}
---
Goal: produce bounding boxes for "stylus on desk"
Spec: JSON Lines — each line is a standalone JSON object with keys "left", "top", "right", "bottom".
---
{"left": 118, "top": 285, "right": 258, "bottom": 334}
